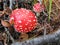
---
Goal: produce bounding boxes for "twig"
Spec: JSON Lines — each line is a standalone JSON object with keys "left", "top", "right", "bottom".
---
{"left": 52, "top": 10, "right": 57, "bottom": 15}
{"left": 43, "top": 11, "right": 48, "bottom": 16}
{"left": 4, "top": 27, "right": 15, "bottom": 43}
{"left": 53, "top": 0, "right": 60, "bottom": 9}
{"left": 43, "top": 24, "right": 47, "bottom": 41}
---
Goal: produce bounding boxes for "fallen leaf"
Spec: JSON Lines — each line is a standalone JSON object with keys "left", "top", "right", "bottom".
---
{"left": 19, "top": 33, "right": 28, "bottom": 41}
{"left": 1, "top": 20, "right": 11, "bottom": 27}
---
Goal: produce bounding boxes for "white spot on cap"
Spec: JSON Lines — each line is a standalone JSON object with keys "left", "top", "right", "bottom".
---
{"left": 35, "top": 16, "right": 36, "bottom": 18}
{"left": 25, "top": 24, "right": 28, "bottom": 25}
{"left": 20, "top": 28, "right": 22, "bottom": 29}
{"left": 28, "top": 20, "right": 31, "bottom": 22}
{"left": 25, "top": 28, "right": 27, "bottom": 30}
{"left": 19, "top": 21, "right": 22, "bottom": 23}
{"left": 33, "top": 19, "right": 36, "bottom": 21}
{"left": 11, "top": 17, "right": 14, "bottom": 20}
{"left": 19, "top": 26, "right": 22, "bottom": 27}
{"left": 26, "top": 10, "right": 29, "bottom": 13}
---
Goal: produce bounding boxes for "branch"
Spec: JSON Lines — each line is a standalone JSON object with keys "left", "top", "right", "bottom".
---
{"left": 11, "top": 29, "right": 60, "bottom": 45}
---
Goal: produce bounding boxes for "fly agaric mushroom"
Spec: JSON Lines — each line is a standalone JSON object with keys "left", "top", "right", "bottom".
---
{"left": 9, "top": 8, "right": 37, "bottom": 33}
{"left": 33, "top": 3, "right": 44, "bottom": 13}
{"left": 33, "top": 3, "right": 44, "bottom": 16}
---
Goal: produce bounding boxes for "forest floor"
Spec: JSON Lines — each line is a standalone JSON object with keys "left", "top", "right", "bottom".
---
{"left": 0, "top": 0, "right": 60, "bottom": 45}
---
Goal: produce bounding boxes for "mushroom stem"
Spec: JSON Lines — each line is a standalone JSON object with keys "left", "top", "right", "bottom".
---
{"left": 21, "top": 33, "right": 26, "bottom": 35}
{"left": 36, "top": 12, "right": 40, "bottom": 17}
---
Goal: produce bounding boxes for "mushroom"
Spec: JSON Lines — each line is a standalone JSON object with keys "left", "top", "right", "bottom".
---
{"left": 9, "top": 8, "right": 37, "bottom": 33}
{"left": 33, "top": 3, "right": 44, "bottom": 16}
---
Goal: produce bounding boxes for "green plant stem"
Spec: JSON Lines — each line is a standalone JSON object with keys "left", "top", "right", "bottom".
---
{"left": 48, "top": 0, "right": 52, "bottom": 22}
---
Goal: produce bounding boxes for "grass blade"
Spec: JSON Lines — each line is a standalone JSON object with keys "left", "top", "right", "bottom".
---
{"left": 48, "top": 0, "right": 52, "bottom": 22}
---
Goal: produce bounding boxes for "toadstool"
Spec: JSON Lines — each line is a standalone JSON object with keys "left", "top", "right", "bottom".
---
{"left": 9, "top": 8, "right": 37, "bottom": 33}
{"left": 33, "top": 3, "right": 44, "bottom": 16}
{"left": 33, "top": 3, "right": 44, "bottom": 13}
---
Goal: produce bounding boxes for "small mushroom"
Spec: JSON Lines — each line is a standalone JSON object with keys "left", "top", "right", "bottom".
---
{"left": 33, "top": 3, "right": 44, "bottom": 13}
{"left": 33, "top": 3, "right": 45, "bottom": 16}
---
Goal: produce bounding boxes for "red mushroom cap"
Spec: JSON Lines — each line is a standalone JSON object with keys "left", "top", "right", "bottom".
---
{"left": 33, "top": 3, "right": 44, "bottom": 13}
{"left": 9, "top": 8, "right": 37, "bottom": 33}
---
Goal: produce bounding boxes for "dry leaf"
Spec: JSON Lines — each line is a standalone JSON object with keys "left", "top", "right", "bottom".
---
{"left": 1, "top": 20, "right": 11, "bottom": 27}
{"left": 10, "top": 19, "right": 14, "bottom": 25}
{"left": 4, "top": 7, "right": 12, "bottom": 15}
{"left": 19, "top": 33, "right": 28, "bottom": 41}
